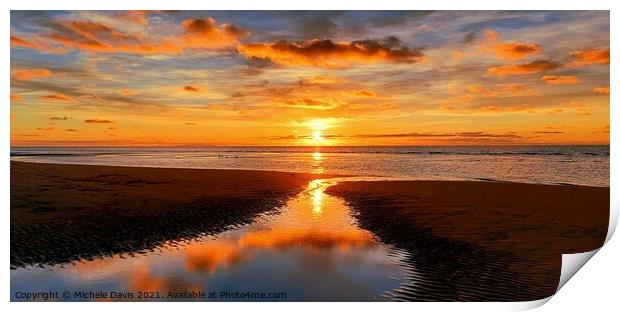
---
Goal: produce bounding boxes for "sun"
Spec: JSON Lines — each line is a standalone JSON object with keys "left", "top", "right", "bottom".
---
{"left": 303, "top": 118, "right": 336, "bottom": 146}
{"left": 312, "top": 131, "right": 323, "bottom": 142}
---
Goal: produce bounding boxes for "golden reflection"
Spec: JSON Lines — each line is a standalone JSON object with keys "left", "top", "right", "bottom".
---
{"left": 312, "top": 187, "right": 323, "bottom": 216}
{"left": 312, "top": 151, "right": 322, "bottom": 161}
{"left": 311, "top": 151, "right": 323, "bottom": 174}
{"left": 185, "top": 241, "right": 244, "bottom": 273}
{"left": 309, "top": 179, "right": 323, "bottom": 217}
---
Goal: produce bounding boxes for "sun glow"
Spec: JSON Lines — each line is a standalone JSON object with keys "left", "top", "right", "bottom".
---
{"left": 309, "top": 120, "right": 328, "bottom": 131}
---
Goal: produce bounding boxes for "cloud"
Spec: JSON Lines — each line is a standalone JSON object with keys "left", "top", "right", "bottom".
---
{"left": 12, "top": 68, "right": 52, "bottom": 80}
{"left": 493, "top": 43, "right": 542, "bottom": 59}
{"left": 15, "top": 19, "right": 181, "bottom": 55}
{"left": 569, "top": 49, "right": 610, "bottom": 66}
{"left": 283, "top": 98, "right": 344, "bottom": 110}
{"left": 300, "top": 76, "right": 348, "bottom": 86}
{"left": 36, "top": 127, "right": 55, "bottom": 131}
{"left": 121, "top": 89, "right": 137, "bottom": 96}
{"left": 14, "top": 16, "right": 248, "bottom": 55}
{"left": 450, "top": 51, "right": 465, "bottom": 60}
{"left": 49, "top": 116, "right": 70, "bottom": 121}
{"left": 184, "top": 122, "right": 197, "bottom": 126}
{"left": 263, "top": 131, "right": 524, "bottom": 141}
{"left": 11, "top": 93, "right": 22, "bottom": 101}
{"left": 350, "top": 89, "right": 376, "bottom": 98}
{"left": 468, "top": 104, "right": 534, "bottom": 114}
{"left": 49, "top": 19, "right": 182, "bottom": 54}
{"left": 66, "top": 128, "right": 78, "bottom": 132}
{"left": 542, "top": 75, "right": 580, "bottom": 85}
{"left": 264, "top": 134, "right": 345, "bottom": 141}
{"left": 184, "top": 85, "right": 201, "bottom": 92}
{"left": 10, "top": 35, "right": 53, "bottom": 51}
{"left": 592, "top": 85, "right": 610, "bottom": 94}
{"left": 463, "top": 31, "right": 477, "bottom": 45}
{"left": 486, "top": 60, "right": 561, "bottom": 76}
{"left": 442, "top": 84, "right": 536, "bottom": 106}
{"left": 237, "top": 37, "right": 424, "bottom": 68}
{"left": 352, "top": 131, "right": 522, "bottom": 139}
{"left": 466, "top": 84, "right": 536, "bottom": 97}
{"left": 532, "top": 131, "right": 564, "bottom": 134}
{"left": 480, "top": 30, "right": 542, "bottom": 60}
{"left": 84, "top": 119, "right": 114, "bottom": 124}
{"left": 297, "top": 14, "right": 338, "bottom": 39}
{"left": 39, "top": 94, "right": 72, "bottom": 101}
{"left": 181, "top": 18, "right": 248, "bottom": 49}
{"left": 114, "top": 11, "right": 150, "bottom": 25}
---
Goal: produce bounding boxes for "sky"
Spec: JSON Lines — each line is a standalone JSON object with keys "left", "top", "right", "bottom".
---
{"left": 10, "top": 11, "right": 610, "bottom": 146}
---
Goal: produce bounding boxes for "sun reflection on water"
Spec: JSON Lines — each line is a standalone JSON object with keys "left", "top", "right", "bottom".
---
{"left": 311, "top": 151, "right": 323, "bottom": 174}
{"left": 309, "top": 179, "right": 324, "bottom": 218}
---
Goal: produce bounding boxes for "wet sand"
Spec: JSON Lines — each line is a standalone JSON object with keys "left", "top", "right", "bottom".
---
{"left": 11, "top": 162, "right": 610, "bottom": 301}
{"left": 11, "top": 161, "right": 331, "bottom": 268}
{"left": 325, "top": 181, "right": 609, "bottom": 301}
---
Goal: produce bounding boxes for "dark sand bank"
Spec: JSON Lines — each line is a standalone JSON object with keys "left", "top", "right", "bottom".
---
{"left": 325, "top": 181, "right": 609, "bottom": 301}
{"left": 11, "top": 161, "right": 330, "bottom": 268}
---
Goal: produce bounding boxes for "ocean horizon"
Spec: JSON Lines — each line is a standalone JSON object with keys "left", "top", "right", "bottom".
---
{"left": 10, "top": 145, "right": 610, "bottom": 187}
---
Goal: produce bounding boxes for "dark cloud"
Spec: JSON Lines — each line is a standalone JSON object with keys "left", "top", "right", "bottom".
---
{"left": 238, "top": 37, "right": 424, "bottom": 68}
{"left": 182, "top": 17, "right": 249, "bottom": 49}
{"left": 84, "top": 119, "right": 114, "bottom": 124}
{"left": 184, "top": 85, "right": 201, "bottom": 92}
{"left": 463, "top": 31, "right": 477, "bottom": 45}
{"left": 296, "top": 15, "right": 339, "bottom": 39}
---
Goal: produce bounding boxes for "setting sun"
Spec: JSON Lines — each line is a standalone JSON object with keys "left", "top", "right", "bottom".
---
{"left": 312, "top": 131, "right": 323, "bottom": 142}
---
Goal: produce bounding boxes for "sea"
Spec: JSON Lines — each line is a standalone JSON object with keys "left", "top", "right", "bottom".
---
{"left": 10, "top": 145, "right": 610, "bottom": 186}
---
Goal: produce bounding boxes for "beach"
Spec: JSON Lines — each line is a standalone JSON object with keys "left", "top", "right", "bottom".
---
{"left": 11, "top": 161, "right": 331, "bottom": 267}
{"left": 10, "top": 161, "right": 610, "bottom": 301}
{"left": 325, "top": 181, "right": 609, "bottom": 300}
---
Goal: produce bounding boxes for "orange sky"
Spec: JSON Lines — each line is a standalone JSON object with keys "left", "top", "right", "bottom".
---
{"left": 10, "top": 11, "right": 610, "bottom": 146}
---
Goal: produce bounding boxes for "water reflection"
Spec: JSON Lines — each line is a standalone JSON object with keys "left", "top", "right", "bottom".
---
{"left": 310, "top": 179, "right": 323, "bottom": 217}
{"left": 311, "top": 151, "right": 323, "bottom": 174}
{"left": 11, "top": 178, "right": 409, "bottom": 301}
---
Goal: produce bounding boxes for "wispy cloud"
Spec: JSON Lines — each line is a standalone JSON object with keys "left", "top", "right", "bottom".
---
{"left": 542, "top": 75, "right": 580, "bottom": 85}
{"left": 486, "top": 60, "right": 561, "bottom": 76}
{"left": 12, "top": 68, "right": 52, "bottom": 80}
{"left": 39, "top": 94, "right": 72, "bottom": 101}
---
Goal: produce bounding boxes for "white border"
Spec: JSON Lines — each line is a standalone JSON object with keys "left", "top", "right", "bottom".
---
{"left": 2, "top": 1, "right": 617, "bottom": 311}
